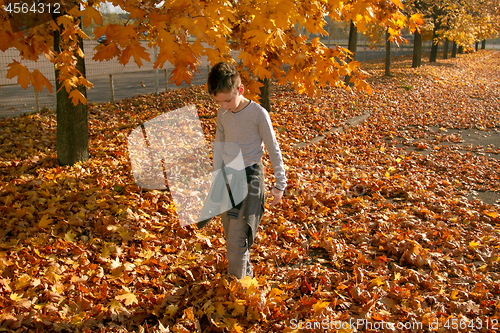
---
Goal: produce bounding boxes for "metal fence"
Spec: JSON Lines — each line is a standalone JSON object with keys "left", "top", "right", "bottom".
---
{"left": 0, "top": 40, "right": 217, "bottom": 117}
{"left": 1, "top": 39, "right": 497, "bottom": 118}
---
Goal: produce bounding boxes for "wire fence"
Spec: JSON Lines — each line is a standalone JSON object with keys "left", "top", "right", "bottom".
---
{"left": 0, "top": 40, "right": 216, "bottom": 118}
{"left": 1, "top": 39, "right": 498, "bottom": 118}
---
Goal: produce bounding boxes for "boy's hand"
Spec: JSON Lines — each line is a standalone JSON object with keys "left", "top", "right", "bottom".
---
{"left": 268, "top": 187, "right": 283, "bottom": 208}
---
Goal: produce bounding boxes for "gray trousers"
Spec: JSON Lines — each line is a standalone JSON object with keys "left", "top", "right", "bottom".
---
{"left": 221, "top": 199, "right": 254, "bottom": 279}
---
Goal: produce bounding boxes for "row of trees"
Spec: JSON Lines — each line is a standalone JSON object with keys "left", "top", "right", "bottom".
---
{"left": 0, "top": 0, "right": 498, "bottom": 165}
{"left": 407, "top": 0, "right": 499, "bottom": 66}
{"left": 340, "top": 0, "right": 499, "bottom": 74}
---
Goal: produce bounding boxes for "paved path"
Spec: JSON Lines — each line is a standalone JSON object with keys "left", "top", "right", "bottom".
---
{"left": 393, "top": 126, "right": 500, "bottom": 206}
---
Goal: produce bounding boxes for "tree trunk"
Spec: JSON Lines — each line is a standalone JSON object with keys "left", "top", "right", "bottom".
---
{"left": 54, "top": 20, "right": 89, "bottom": 166}
{"left": 458, "top": 45, "right": 464, "bottom": 54}
{"left": 344, "top": 20, "right": 357, "bottom": 85}
{"left": 443, "top": 39, "right": 449, "bottom": 59}
{"left": 475, "top": 42, "right": 479, "bottom": 51}
{"left": 327, "top": 20, "right": 331, "bottom": 48}
{"left": 481, "top": 39, "right": 486, "bottom": 49}
{"left": 385, "top": 30, "right": 391, "bottom": 76}
{"left": 429, "top": 29, "right": 438, "bottom": 62}
{"left": 451, "top": 41, "right": 457, "bottom": 58}
{"left": 412, "top": 30, "right": 422, "bottom": 68}
{"left": 259, "top": 78, "right": 272, "bottom": 112}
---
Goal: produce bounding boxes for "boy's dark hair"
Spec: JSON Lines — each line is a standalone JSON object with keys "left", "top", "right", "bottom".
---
{"left": 207, "top": 61, "right": 241, "bottom": 96}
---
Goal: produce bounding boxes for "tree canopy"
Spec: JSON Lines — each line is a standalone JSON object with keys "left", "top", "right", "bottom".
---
{"left": 405, "top": 0, "right": 499, "bottom": 49}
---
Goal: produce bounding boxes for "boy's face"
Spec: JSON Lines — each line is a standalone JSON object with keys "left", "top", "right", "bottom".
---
{"left": 212, "top": 84, "right": 246, "bottom": 113}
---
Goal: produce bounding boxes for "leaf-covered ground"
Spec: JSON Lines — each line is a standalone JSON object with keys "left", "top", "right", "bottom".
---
{"left": 0, "top": 50, "right": 499, "bottom": 332}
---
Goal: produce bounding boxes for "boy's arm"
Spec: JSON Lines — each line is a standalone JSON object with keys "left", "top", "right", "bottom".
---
{"left": 258, "top": 109, "right": 287, "bottom": 193}
{"left": 212, "top": 109, "right": 224, "bottom": 171}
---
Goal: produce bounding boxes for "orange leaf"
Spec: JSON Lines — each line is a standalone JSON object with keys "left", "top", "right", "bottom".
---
{"left": 115, "top": 292, "right": 138, "bottom": 306}
{"left": 38, "top": 214, "right": 53, "bottom": 229}
{"left": 312, "top": 300, "right": 330, "bottom": 315}
{"left": 82, "top": 6, "right": 102, "bottom": 27}
{"left": 240, "top": 276, "right": 259, "bottom": 289}
{"left": 253, "top": 64, "right": 272, "bottom": 80}
{"left": 469, "top": 240, "right": 480, "bottom": 250}
{"left": 118, "top": 44, "right": 151, "bottom": 67}
{"left": 31, "top": 69, "right": 53, "bottom": 93}
{"left": 170, "top": 66, "right": 193, "bottom": 86}
{"left": 93, "top": 42, "right": 120, "bottom": 62}
{"left": 7, "top": 60, "right": 32, "bottom": 89}
{"left": 69, "top": 89, "right": 87, "bottom": 106}
{"left": 410, "top": 13, "right": 424, "bottom": 26}
{"left": 484, "top": 210, "right": 498, "bottom": 219}
{"left": 409, "top": 14, "right": 424, "bottom": 33}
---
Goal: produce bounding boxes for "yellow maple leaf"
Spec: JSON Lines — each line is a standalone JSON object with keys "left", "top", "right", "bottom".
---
{"left": 313, "top": 300, "right": 330, "bottom": 314}
{"left": 253, "top": 65, "right": 272, "bottom": 80}
{"left": 166, "top": 304, "right": 179, "bottom": 317}
{"left": 93, "top": 25, "right": 107, "bottom": 40}
{"left": 108, "top": 299, "right": 123, "bottom": 310}
{"left": 243, "top": 29, "right": 269, "bottom": 46}
{"left": 356, "top": 79, "right": 373, "bottom": 95}
{"left": 215, "top": 302, "right": 225, "bottom": 316}
{"left": 184, "top": 307, "right": 195, "bottom": 321}
{"left": 128, "top": 7, "right": 146, "bottom": 20}
{"left": 82, "top": 6, "right": 102, "bottom": 27}
{"left": 272, "top": 28, "right": 287, "bottom": 49}
{"left": 10, "top": 293, "right": 23, "bottom": 301}
{"left": 34, "top": 303, "right": 46, "bottom": 310}
{"left": 15, "top": 274, "right": 31, "bottom": 290}
{"left": 469, "top": 240, "right": 480, "bottom": 250}
{"left": 131, "top": 44, "right": 151, "bottom": 67}
{"left": 369, "top": 276, "right": 386, "bottom": 288}
{"left": 484, "top": 210, "right": 498, "bottom": 219}
{"left": 115, "top": 291, "right": 138, "bottom": 306}
{"left": 237, "top": 51, "right": 257, "bottom": 67}
{"left": 223, "top": 318, "right": 244, "bottom": 333}
{"left": 101, "top": 242, "right": 114, "bottom": 258}
{"left": 391, "top": 0, "right": 403, "bottom": 8}
{"left": 38, "top": 214, "right": 53, "bottom": 229}
{"left": 86, "top": 203, "right": 96, "bottom": 211}
{"left": 65, "top": 230, "right": 77, "bottom": 242}
{"left": 93, "top": 42, "right": 120, "bottom": 62}
{"left": 7, "top": 61, "right": 32, "bottom": 90}
{"left": 269, "top": 288, "right": 284, "bottom": 299}
{"left": 78, "top": 77, "right": 94, "bottom": 89}
{"left": 230, "top": 299, "right": 246, "bottom": 316}
{"left": 69, "top": 89, "right": 87, "bottom": 106}
{"left": 114, "top": 25, "right": 137, "bottom": 46}
{"left": 118, "top": 44, "right": 151, "bottom": 67}
{"left": 410, "top": 13, "right": 424, "bottom": 26}
{"left": 56, "top": 15, "right": 75, "bottom": 28}
{"left": 170, "top": 66, "right": 194, "bottom": 86}
{"left": 240, "top": 275, "right": 260, "bottom": 289}
{"left": 70, "top": 312, "right": 87, "bottom": 325}
{"left": 57, "top": 75, "right": 78, "bottom": 93}
{"left": 409, "top": 13, "right": 424, "bottom": 33}
{"left": 31, "top": 70, "right": 53, "bottom": 93}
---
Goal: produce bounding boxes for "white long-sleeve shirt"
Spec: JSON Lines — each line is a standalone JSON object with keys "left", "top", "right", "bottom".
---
{"left": 213, "top": 100, "right": 287, "bottom": 191}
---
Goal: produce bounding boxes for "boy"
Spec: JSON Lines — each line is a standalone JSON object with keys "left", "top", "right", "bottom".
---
{"left": 199, "top": 61, "right": 287, "bottom": 279}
